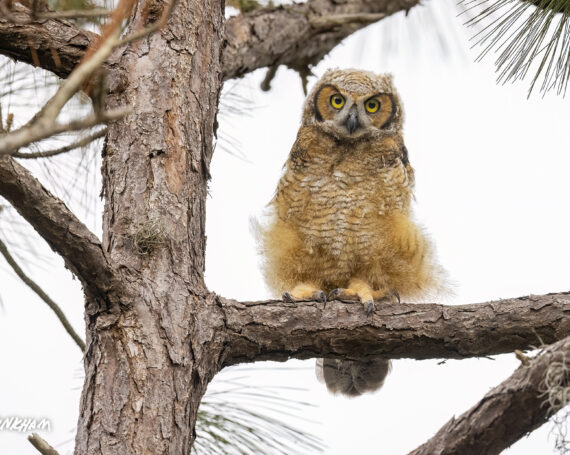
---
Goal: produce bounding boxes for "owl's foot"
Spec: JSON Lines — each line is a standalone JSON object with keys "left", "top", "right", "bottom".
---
{"left": 283, "top": 283, "right": 326, "bottom": 303}
{"left": 328, "top": 288, "right": 361, "bottom": 301}
{"left": 328, "top": 278, "right": 376, "bottom": 315}
{"left": 373, "top": 289, "right": 401, "bottom": 304}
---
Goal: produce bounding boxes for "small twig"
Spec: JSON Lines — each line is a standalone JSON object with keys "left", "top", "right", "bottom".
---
{"left": 0, "top": 237, "right": 86, "bottom": 352}
{"left": 39, "top": 27, "right": 121, "bottom": 123}
{"left": 515, "top": 349, "right": 531, "bottom": 366}
{"left": 0, "top": 0, "right": 174, "bottom": 156}
{"left": 261, "top": 65, "right": 278, "bottom": 92}
{"left": 36, "top": 8, "right": 111, "bottom": 19}
{"left": 115, "top": 0, "right": 178, "bottom": 47}
{"left": 0, "top": 106, "right": 129, "bottom": 155}
{"left": 533, "top": 327, "right": 546, "bottom": 347}
{"left": 308, "top": 13, "right": 387, "bottom": 30}
{"left": 12, "top": 128, "right": 106, "bottom": 159}
{"left": 28, "top": 433, "right": 60, "bottom": 455}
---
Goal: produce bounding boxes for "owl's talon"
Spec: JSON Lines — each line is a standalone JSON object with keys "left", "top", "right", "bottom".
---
{"left": 282, "top": 292, "right": 295, "bottom": 302}
{"left": 313, "top": 291, "right": 327, "bottom": 303}
{"left": 364, "top": 300, "right": 374, "bottom": 315}
{"left": 328, "top": 288, "right": 342, "bottom": 300}
{"left": 391, "top": 290, "right": 401, "bottom": 304}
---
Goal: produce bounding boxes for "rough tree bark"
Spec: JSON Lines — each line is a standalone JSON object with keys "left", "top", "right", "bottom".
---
{"left": 0, "top": 0, "right": 569, "bottom": 454}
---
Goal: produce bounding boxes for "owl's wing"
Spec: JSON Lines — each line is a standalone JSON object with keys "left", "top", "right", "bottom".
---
{"left": 400, "top": 143, "right": 415, "bottom": 187}
{"left": 270, "top": 137, "right": 307, "bottom": 205}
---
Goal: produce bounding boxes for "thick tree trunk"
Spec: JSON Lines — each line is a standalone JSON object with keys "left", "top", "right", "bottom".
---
{"left": 73, "top": 0, "right": 226, "bottom": 452}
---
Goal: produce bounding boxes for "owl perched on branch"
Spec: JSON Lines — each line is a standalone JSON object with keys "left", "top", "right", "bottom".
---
{"left": 258, "top": 68, "right": 447, "bottom": 397}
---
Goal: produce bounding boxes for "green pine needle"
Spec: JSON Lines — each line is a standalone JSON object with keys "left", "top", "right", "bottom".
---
{"left": 461, "top": 0, "right": 570, "bottom": 96}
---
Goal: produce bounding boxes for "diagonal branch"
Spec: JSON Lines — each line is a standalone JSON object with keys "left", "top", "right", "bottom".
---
{"left": 0, "top": 236, "right": 85, "bottom": 351}
{"left": 0, "top": 6, "right": 98, "bottom": 80}
{"left": 0, "top": 155, "right": 116, "bottom": 301}
{"left": 12, "top": 128, "right": 106, "bottom": 159}
{"left": 220, "top": 292, "right": 570, "bottom": 366}
{"left": 408, "top": 334, "right": 570, "bottom": 455}
{"left": 222, "top": 0, "right": 420, "bottom": 80}
{"left": 1, "top": 0, "right": 420, "bottom": 81}
{"left": 28, "top": 433, "right": 60, "bottom": 455}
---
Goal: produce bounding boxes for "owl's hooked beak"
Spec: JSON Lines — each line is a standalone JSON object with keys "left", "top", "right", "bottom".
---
{"left": 345, "top": 105, "right": 360, "bottom": 135}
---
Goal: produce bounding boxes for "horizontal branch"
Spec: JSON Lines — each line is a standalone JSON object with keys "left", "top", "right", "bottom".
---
{"left": 0, "top": 6, "right": 98, "bottom": 79}
{"left": 220, "top": 292, "right": 570, "bottom": 366}
{"left": 1, "top": 0, "right": 419, "bottom": 82}
{"left": 12, "top": 128, "right": 106, "bottom": 159}
{"left": 0, "top": 156, "right": 116, "bottom": 301}
{"left": 0, "top": 108, "right": 127, "bottom": 155}
{"left": 409, "top": 334, "right": 570, "bottom": 455}
{"left": 222, "top": 0, "right": 419, "bottom": 80}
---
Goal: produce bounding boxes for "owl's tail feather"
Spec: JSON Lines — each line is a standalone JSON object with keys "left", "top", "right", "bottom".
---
{"left": 315, "top": 358, "right": 391, "bottom": 397}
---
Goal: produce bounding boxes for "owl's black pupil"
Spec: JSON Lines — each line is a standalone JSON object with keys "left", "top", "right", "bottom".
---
{"left": 335, "top": 97, "right": 341, "bottom": 104}
{"left": 369, "top": 102, "right": 376, "bottom": 109}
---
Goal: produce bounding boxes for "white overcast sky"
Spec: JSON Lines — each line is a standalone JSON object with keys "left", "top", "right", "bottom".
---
{"left": 1, "top": 0, "right": 569, "bottom": 453}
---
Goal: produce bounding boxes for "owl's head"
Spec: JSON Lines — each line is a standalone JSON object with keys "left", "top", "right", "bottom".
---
{"left": 302, "top": 68, "right": 404, "bottom": 141}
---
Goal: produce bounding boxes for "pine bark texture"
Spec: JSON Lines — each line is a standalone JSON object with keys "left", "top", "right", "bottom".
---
{"left": 74, "top": 0, "right": 227, "bottom": 452}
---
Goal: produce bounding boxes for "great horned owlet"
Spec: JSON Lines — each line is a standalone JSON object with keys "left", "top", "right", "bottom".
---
{"left": 258, "top": 68, "right": 447, "bottom": 397}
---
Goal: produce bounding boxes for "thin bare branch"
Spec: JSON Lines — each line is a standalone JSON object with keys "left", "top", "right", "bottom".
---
{"left": 37, "top": 8, "right": 111, "bottom": 19}
{"left": 308, "top": 12, "right": 388, "bottom": 29}
{"left": 409, "top": 334, "right": 570, "bottom": 455}
{"left": 0, "top": 0, "right": 176, "bottom": 156}
{"left": 220, "top": 292, "right": 570, "bottom": 365}
{"left": 0, "top": 155, "right": 117, "bottom": 301}
{"left": 0, "top": 107, "right": 128, "bottom": 155}
{"left": 28, "top": 433, "right": 60, "bottom": 455}
{"left": 36, "top": 28, "right": 121, "bottom": 125}
{"left": 12, "top": 128, "right": 106, "bottom": 159}
{"left": 115, "top": 0, "right": 178, "bottom": 46}
{"left": 0, "top": 236, "right": 85, "bottom": 351}
{"left": 0, "top": 6, "right": 124, "bottom": 155}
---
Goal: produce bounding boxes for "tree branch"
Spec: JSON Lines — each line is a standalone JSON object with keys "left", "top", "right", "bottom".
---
{"left": 408, "top": 334, "right": 570, "bottom": 455}
{"left": 12, "top": 128, "right": 106, "bottom": 159}
{"left": 28, "top": 433, "right": 60, "bottom": 455}
{"left": 220, "top": 292, "right": 570, "bottom": 365}
{"left": 0, "top": 108, "right": 127, "bottom": 155}
{"left": 0, "top": 156, "right": 116, "bottom": 301}
{"left": 0, "top": 6, "right": 98, "bottom": 79}
{"left": 1, "top": 0, "right": 419, "bottom": 82}
{"left": 0, "top": 236, "right": 85, "bottom": 351}
{"left": 222, "top": 0, "right": 419, "bottom": 81}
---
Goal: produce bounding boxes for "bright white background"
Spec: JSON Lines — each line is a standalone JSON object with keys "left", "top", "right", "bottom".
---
{"left": 1, "top": 0, "right": 569, "bottom": 453}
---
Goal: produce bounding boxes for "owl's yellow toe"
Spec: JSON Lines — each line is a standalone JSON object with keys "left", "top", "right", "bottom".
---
{"left": 283, "top": 283, "right": 326, "bottom": 302}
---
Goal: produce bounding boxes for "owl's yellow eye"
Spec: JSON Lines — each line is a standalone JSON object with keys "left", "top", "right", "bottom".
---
{"left": 365, "top": 99, "right": 380, "bottom": 113}
{"left": 330, "top": 94, "right": 345, "bottom": 110}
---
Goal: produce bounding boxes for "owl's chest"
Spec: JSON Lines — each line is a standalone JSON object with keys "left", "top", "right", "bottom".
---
{"left": 279, "top": 161, "right": 411, "bottom": 253}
